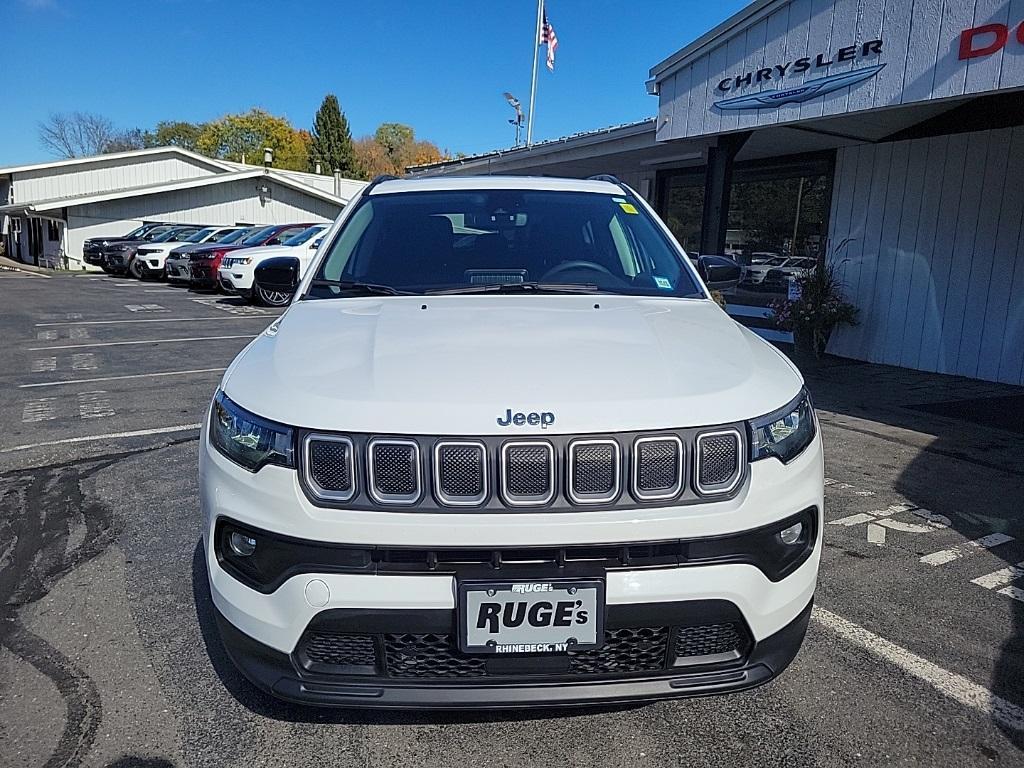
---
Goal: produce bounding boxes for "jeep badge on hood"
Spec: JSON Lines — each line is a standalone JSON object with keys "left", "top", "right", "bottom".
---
{"left": 496, "top": 409, "right": 555, "bottom": 428}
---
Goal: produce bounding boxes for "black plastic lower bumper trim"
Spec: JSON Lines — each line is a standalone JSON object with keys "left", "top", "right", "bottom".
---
{"left": 214, "top": 599, "right": 813, "bottom": 709}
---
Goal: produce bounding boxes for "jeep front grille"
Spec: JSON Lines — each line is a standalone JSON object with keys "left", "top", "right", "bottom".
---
{"left": 633, "top": 436, "right": 684, "bottom": 500}
{"left": 500, "top": 441, "right": 554, "bottom": 506}
{"left": 695, "top": 430, "right": 741, "bottom": 495}
{"left": 368, "top": 438, "right": 421, "bottom": 504}
{"left": 434, "top": 441, "right": 487, "bottom": 505}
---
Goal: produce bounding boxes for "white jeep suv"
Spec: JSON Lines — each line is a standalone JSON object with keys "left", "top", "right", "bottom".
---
{"left": 200, "top": 175, "right": 823, "bottom": 708}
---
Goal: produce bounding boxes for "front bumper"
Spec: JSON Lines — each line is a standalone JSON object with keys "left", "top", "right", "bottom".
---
{"left": 218, "top": 265, "right": 254, "bottom": 294}
{"left": 214, "top": 596, "right": 813, "bottom": 709}
{"left": 190, "top": 263, "right": 219, "bottom": 288}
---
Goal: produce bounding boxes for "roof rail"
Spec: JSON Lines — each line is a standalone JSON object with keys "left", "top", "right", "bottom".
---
{"left": 587, "top": 174, "right": 624, "bottom": 186}
{"left": 363, "top": 174, "right": 400, "bottom": 194}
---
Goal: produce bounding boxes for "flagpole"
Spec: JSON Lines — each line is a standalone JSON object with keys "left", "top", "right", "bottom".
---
{"left": 526, "top": 0, "right": 543, "bottom": 147}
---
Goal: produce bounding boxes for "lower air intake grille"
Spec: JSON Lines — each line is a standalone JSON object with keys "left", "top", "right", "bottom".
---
{"left": 369, "top": 439, "right": 420, "bottom": 503}
{"left": 567, "top": 627, "right": 668, "bottom": 674}
{"left": 696, "top": 431, "right": 741, "bottom": 493}
{"left": 634, "top": 437, "right": 682, "bottom": 499}
{"left": 302, "top": 632, "right": 377, "bottom": 667}
{"left": 306, "top": 437, "right": 354, "bottom": 500}
{"left": 435, "top": 442, "right": 486, "bottom": 505}
{"left": 384, "top": 633, "right": 486, "bottom": 678}
{"left": 673, "top": 622, "right": 749, "bottom": 662}
{"left": 502, "top": 442, "right": 554, "bottom": 505}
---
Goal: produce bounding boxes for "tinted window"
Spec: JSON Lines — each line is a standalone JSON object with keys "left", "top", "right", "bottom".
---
{"left": 283, "top": 225, "right": 325, "bottom": 246}
{"left": 216, "top": 228, "right": 252, "bottom": 244}
{"left": 142, "top": 226, "right": 176, "bottom": 241}
{"left": 240, "top": 226, "right": 278, "bottom": 245}
{"left": 185, "top": 227, "right": 218, "bottom": 243}
{"left": 311, "top": 190, "right": 703, "bottom": 298}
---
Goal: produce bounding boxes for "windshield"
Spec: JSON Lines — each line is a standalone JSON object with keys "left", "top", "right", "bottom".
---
{"left": 216, "top": 227, "right": 251, "bottom": 244}
{"left": 185, "top": 227, "right": 218, "bottom": 243}
{"left": 309, "top": 190, "right": 703, "bottom": 298}
{"left": 153, "top": 226, "right": 197, "bottom": 243}
{"left": 240, "top": 226, "right": 278, "bottom": 245}
{"left": 283, "top": 225, "right": 325, "bottom": 246}
{"left": 142, "top": 225, "right": 176, "bottom": 241}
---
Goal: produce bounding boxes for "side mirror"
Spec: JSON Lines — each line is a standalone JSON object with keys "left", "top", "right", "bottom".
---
{"left": 254, "top": 256, "right": 300, "bottom": 294}
{"left": 698, "top": 254, "right": 741, "bottom": 291}
{"left": 311, "top": 238, "right": 323, "bottom": 249}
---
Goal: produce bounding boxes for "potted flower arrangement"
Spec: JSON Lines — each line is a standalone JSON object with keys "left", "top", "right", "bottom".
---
{"left": 769, "top": 260, "right": 858, "bottom": 359}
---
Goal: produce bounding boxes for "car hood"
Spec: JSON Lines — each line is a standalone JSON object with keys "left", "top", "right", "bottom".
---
{"left": 229, "top": 244, "right": 296, "bottom": 262}
{"left": 223, "top": 296, "right": 803, "bottom": 435}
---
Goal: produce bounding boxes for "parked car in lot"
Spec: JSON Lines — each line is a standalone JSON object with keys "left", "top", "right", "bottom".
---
{"left": 166, "top": 227, "right": 253, "bottom": 285}
{"left": 124, "top": 225, "right": 205, "bottom": 278}
{"left": 82, "top": 221, "right": 178, "bottom": 268}
{"left": 218, "top": 224, "right": 327, "bottom": 304}
{"left": 135, "top": 225, "right": 246, "bottom": 280}
{"left": 739, "top": 253, "right": 786, "bottom": 288}
{"left": 101, "top": 224, "right": 201, "bottom": 275}
{"left": 762, "top": 257, "right": 817, "bottom": 293}
{"left": 188, "top": 223, "right": 315, "bottom": 291}
{"left": 203, "top": 175, "right": 822, "bottom": 708}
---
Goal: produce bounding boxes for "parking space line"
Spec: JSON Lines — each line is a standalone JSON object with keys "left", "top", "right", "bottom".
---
{"left": 0, "top": 423, "right": 202, "bottom": 454}
{"left": 812, "top": 607, "right": 1024, "bottom": 732}
{"left": 21, "top": 398, "right": 57, "bottom": 422}
{"left": 37, "top": 330, "right": 57, "bottom": 341}
{"left": 35, "top": 316, "right": 276, "bottom": 327}
{"left": 27, "top": 334, "right": 255, "bottom": 351}
{"left": 77, "top": 390, "right": 115, "bottom": 419}
{"left": 971, "top": 563, "right": 1024, "bottom": 590}
{"left": 71, "top": 352, "right": 98, "bottom": 371}
{"left": 920, "top": 534, "right": 1016, "bottom": 566}
{"left": 19, "top": 367, "right": 226, "bottom": 389}
{"left": 31, "top": 357, "right": 57, "bottom": 372}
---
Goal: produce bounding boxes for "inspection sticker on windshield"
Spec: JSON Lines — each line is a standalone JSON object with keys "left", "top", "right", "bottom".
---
{"left": 618, "top": 202, "right": 639, "bottom": 214}
{"left": 654, "top": 276, "right": 673, "bottom": 290}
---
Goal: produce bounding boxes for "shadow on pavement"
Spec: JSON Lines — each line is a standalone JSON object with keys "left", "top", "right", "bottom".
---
{"left": 794, "top": 350, "right": 1024, "bottom": 753}
{"left": 190, "top": 542, "right": 641, "bottom": 726}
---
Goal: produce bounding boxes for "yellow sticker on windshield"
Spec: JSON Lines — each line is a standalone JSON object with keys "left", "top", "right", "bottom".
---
{"left": 619, "top": 202, "right": 639, "bottom": 214}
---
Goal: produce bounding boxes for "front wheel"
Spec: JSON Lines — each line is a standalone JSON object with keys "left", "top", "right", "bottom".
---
{"left": 256, "top": 285, "right": 293, "bottom": 307}
{"left": 128, "top": 258, "right": 144, "bottom": 279}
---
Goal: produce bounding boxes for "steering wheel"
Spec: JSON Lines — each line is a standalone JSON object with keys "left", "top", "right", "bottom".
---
{"left": 540, "top": 260, "right": 617, "bottom": 282}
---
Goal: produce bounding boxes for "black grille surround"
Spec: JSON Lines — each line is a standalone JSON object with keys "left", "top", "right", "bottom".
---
{"left": 298, "top": 424, "right": 748, "bottom": 513}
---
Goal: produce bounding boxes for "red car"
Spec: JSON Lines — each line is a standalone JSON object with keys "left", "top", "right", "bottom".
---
{"left": 188, "top": 223, "right": 316, "bottom": 290}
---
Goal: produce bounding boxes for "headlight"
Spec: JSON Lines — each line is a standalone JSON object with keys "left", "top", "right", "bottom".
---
{"left": 210, "top": 391, "right": 294, "bottom": 472}
{"left": 749, "top": 389, "right": 816, "bottom": 463}
{"left": 236, "top": 257, "right": 252, "bottom": 266}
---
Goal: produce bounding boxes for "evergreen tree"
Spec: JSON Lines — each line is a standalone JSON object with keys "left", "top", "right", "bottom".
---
{"left": 309, "top": 94, "right": 360, "bottom": 177}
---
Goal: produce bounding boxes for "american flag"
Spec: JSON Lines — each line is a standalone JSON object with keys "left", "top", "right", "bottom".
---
{"left": 540, "top": 6, "right": 558, "bottom": 72}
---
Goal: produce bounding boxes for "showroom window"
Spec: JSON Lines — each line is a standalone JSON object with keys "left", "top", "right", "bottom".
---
{"left": 658, "top": 168, "right": 704, "bottom": 256}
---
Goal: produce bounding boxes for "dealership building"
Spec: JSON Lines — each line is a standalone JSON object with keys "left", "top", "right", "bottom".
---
{"left": 413, "top": 0, "right": 1024, "bottom": 386}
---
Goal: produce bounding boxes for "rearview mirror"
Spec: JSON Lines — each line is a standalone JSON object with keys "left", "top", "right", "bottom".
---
{"left": 254, "top": 256, "right": 300, "bottom": 294}
{"left": 697, "top": 254, "right": 741, "bottom": 291}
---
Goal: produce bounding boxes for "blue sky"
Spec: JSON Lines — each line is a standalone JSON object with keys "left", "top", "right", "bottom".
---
{"left": 1, "top": 0, "right": 747, "bottom": 166}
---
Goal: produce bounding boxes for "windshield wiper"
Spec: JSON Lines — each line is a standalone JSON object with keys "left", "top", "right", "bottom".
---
{"left": 309, "top": 279, "right": 416, "bottom": 296}
{"left": 425, "top": 282, "right": 603, "bottom": 296}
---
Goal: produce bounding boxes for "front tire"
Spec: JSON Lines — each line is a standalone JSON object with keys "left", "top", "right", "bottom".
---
{"left": 256, "top": 285, "right": 292, "bottom": 307}
{"left": 128, "top": 258, "right": 143, "bottom": 279}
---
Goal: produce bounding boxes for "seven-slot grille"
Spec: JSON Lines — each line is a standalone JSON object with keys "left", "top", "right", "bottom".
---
{"left": 695, "top": 430, "right": 742, "bottom": 494}
{"left": 633, "top": 436, "right": 684, "bottom": 500}
{"left": 368, "top": 439, "right": 421, "bottom": 504}
{"left": 303, "top": 430, "right": 744, "bottom": 508}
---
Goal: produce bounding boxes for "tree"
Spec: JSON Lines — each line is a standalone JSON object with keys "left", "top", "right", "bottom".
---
{"left": 308, "top": 94, "right": 360, "bottom": 177}
{"left": 353, "top": 123, "right": 447, "bottom": 178}
{"left": 196, "top": 108, "right": 310, "bottom": 171}
{"left": 146, "top": 120, "right": 205, "bottom": 151}
{"left": 103, "top": 128, "right": 149, "bottom": 154}
{"left": 38, "top": 111, "right": 116, "bottom": 158}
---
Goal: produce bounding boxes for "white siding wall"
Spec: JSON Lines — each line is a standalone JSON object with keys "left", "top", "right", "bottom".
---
{"left": 657, "top": 0, "right": 1024, "bottom": 141}
{"left": 826, "top": 126, "right": 1024, "bottom": 384}
{"left": 65, "top": 179, "right": 340, "bottom": 270}
{"left": 14, "top": 155, "right": 219, "bottom": 202}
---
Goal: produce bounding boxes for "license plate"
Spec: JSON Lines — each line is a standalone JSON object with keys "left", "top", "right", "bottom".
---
{"left": 458, "top": 579, "right": 604, "bottom": 654}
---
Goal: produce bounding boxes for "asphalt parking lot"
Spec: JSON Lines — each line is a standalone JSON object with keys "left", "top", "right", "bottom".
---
{"left": 2, "top": 269, "right": 1024, "bottom": 768}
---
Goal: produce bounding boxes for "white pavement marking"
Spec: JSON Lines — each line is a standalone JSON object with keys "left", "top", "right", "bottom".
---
{"left": 71, "top": 352, "right": 98, "bottom": 371}
{"left": 0, "top": 423, "right": 202, "bottom": 454}
{"left": 812, "top": 607, "right": 1024, "bottom": 732}
{"left": 36, "top": 330, "right": 57, "bottom": 341}
{"left": 920, "top": 533, "right": 1016, "bottom": 566}
{"left": 35, "top": 316, "right": 275, "bottom": 327}
{"left": 191, "top": 298, "right": 267, "bottom": 316}
{"left": 31, "top": 357, "right": 57, "bottom": 372}
{"left": 27, "top": 334, "right": 254, "bottom": 351}
{"left": 867, "top": 523, "right": 886, "bottom": 545}
{"left": 21, "top": 398, "right": 57, "bottom": 422}
{"left": 125, "top": 303, "right": 169, "bottom": 312}
{"left": 830, "top": 512, "right": 877, "bottom": 526}
{"left": 971, "top": 563, "right": 1024, "bottom": 590}
{"left": 77, "top": 391, "right": 115, "bottom": 419}
{"left": 68, "top": 327, "right": 90, "bottom": 339}
{"left": 66, "top": 312, "right": 83, "bottom": 320}
{"left": 998, "top": 586, "right": 1024, "bottom": 603}
{"left": 19, "top": 367, "right": 226, "bottom": 389}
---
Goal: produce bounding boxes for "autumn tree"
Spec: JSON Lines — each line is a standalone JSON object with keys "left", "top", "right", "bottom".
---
{"left": 146, "top": 120, "right": 206, "bottom": 151}
{"left": 309, "top": 94, "right": 360, "bottom": 177}
{"left": 196, "top": 108, "right": 310, "bottom": 170}
{"left": 353, "top": 123, "right": 447, "bottom": 177}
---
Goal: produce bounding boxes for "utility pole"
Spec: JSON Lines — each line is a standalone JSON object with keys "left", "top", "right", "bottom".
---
{"left": 526, "top": 0, "right": 543, "bottom": 147}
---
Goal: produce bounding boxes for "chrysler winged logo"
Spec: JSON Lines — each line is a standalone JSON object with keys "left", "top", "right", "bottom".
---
{"left": 714, "top": 64, "right": 885, "bottom": 110}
